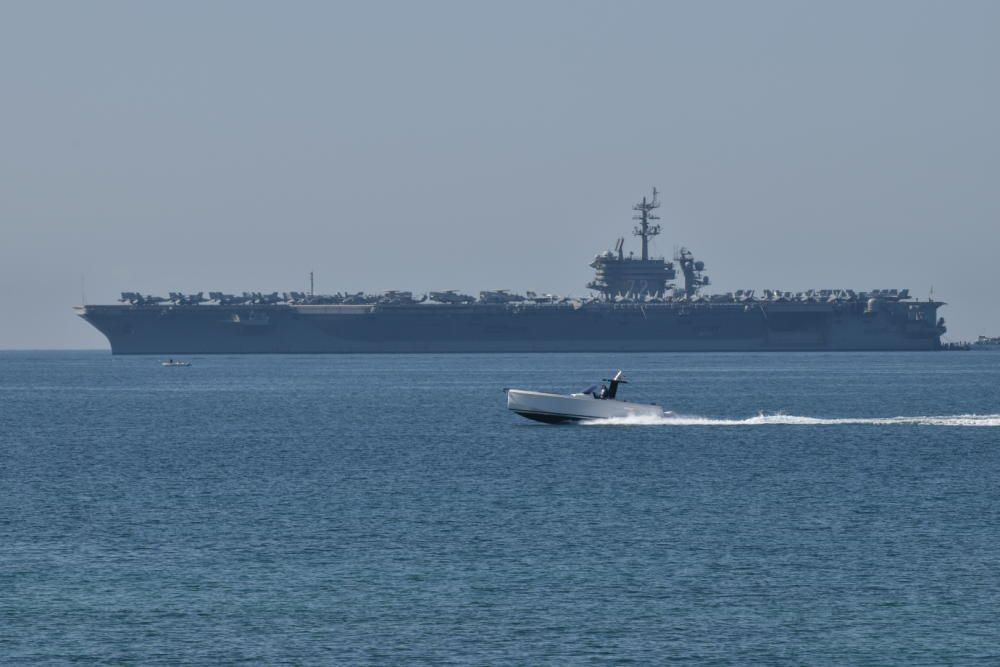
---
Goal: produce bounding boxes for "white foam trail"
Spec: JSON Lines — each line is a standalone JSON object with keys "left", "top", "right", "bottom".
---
{"left": 582, "top": 412, "right": 1000, "bottom": 427}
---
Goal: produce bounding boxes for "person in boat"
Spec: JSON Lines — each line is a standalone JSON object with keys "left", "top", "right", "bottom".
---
{"left": 598, "top": 384, "right": 609, "bottom": 399}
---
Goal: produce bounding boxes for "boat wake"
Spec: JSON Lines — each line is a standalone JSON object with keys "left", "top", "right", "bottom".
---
{"left": 582, "top": 412, "right": 1000, "bottom": 427}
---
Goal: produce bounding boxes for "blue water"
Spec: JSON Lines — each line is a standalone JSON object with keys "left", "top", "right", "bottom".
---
{"left": 3, "top": 351, "right": 1000, "bottom": 665}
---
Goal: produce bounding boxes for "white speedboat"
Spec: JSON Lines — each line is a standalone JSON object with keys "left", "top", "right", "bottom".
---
{"left": 161, "top": 359, "right": 191, "bottom": 367}
{"left": 505, "top": 370, "right": 664, "bottom": 423}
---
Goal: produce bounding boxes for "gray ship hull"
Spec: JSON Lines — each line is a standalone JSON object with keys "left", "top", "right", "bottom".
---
{"left": 76, "top": 300, "right": 944, "bottom": 354}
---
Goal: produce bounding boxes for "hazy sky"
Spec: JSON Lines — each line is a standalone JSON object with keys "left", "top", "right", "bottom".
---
{"left": 2, "top": 0, "right": 998, "bottom": 348}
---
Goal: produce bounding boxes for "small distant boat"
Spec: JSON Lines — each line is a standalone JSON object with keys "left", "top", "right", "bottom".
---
{"left": 161, "top": 359, "right": 191, "bottom": 367}
{"left": 505, "top": 370, "right": 664, "bottom": 423}
{"left": 972, "top": 336, "right": 1000, "bottom": 351}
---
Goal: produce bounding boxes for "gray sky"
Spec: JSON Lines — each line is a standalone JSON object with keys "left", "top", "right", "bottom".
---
{"left": 2, "top": 0, "right": 998, "bottom": 348}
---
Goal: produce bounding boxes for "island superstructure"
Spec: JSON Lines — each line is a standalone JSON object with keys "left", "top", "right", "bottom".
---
{"left": 75, "top": 190, "right": 947, "bottom": 354}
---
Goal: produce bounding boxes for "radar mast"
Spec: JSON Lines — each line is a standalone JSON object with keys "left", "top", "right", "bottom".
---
{"left": 632, "top": 187, "right": 661, "bottom": 261}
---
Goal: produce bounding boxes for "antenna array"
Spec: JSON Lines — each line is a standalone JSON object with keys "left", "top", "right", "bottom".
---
{"left": 632, "top": 187, "right": 662, "bottom": 261}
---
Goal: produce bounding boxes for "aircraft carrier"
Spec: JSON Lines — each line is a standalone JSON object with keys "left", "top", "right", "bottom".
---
{"left": 75, "top": 190, "right": 946, "bottom": 354}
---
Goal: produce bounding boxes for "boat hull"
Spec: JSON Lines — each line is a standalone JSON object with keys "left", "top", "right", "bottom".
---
{"left": 506, "top": 389, "right": 663, "bottom": 423}
{"left": 74, "top": 300, "right": 946, "bottom": 354}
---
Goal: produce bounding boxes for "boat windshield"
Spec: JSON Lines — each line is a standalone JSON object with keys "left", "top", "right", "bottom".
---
{"left": 579, "top": 384, "right": 598, "bottom": 396}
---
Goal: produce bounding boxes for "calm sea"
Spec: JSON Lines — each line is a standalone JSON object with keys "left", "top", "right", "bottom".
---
{"left": 2, "top": 351, "right": 999, "bottom": 665}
